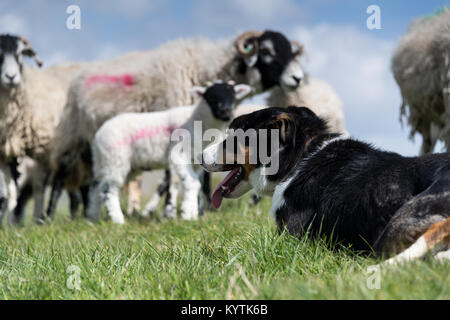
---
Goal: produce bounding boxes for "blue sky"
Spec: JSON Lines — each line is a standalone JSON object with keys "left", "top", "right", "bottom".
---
{"left": 0, "top": 0, "right": 448, "bottom": 155}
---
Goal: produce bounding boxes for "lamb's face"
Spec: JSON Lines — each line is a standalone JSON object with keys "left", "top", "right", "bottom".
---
{"left": 0, "top": 34, "right": 41, "bottom": 89}
{"left": 236, "top": 30, "right": 305, "bottom": 92}
{"left": 191, "top": 81, "right": 252, "bottom": 122}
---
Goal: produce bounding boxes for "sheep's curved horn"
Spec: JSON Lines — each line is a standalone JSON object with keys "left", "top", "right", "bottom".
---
{"left": 235, "top": 30, "right": 263, "bottom": 57}
{"left": 291, "top": 40, "right": 304, "bottom": 56}
{"left": 20, "top": 36, "right": 43, "bottom": 67}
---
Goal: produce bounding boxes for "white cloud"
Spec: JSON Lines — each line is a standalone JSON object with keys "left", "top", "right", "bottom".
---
{"left": 0, "top": 13, "right": 28, "bottom": 34}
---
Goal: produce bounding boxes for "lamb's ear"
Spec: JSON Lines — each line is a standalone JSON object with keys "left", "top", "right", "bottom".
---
{"left": 234, "top": 84, "right": 252, "bottom": 100}
{"left": 189, "top": 86, "right": 206, "bottom": 99}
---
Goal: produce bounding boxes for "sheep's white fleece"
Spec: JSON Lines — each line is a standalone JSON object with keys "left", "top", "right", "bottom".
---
{"left": 392, "top": 9, "right": 450, "bottom": 153}
{"left": 52, "top": 38, "right": 256, "bottom": 169}
{"left": 234, "top": 77, "right": 346, "bottom": 133}
{"left": 0, "top": 63, "right": 82, "bottom": 164}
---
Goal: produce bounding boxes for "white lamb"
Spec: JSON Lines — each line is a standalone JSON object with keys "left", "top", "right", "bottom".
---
{"left": 87, "top": 81, "right": 252, "bottom": 224}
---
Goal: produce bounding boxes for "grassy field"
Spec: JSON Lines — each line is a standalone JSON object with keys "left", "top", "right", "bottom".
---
{"left": 0, "top": 194, "right": 448, "bottom": 299}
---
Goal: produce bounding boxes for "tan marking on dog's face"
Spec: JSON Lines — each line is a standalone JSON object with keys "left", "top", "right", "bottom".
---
{"left": 221, "top": 135, "right": 257, "bottom": 180}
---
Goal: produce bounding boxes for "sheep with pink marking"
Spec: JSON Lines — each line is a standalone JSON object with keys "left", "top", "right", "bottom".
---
{"left": 87, "top": 81, "right": 252, "bottom": 224}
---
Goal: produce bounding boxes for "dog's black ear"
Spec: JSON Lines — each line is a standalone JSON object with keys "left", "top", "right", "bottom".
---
{"left": 272, "top": 113, "right": 295, "bottom": 145}
{"left": 287, "top": 106, "right": 318, "bottom": 120}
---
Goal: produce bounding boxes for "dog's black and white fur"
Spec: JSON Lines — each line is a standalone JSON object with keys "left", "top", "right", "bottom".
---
{"left": 201, "top": 106, "right": 450, "bottom": 263}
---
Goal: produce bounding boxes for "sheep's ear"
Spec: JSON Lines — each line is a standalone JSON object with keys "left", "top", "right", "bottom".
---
{"left": 234, "top": 84, "right": 252, "bottom": 100}
{"left": 189, "top": 86, "right": 206, "bottom": 99}
{"left": 291, "top": 41, "right": 304, "bottom": 56}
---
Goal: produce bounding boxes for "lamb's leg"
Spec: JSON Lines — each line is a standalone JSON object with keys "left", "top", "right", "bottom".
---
{"left": 142, "top": 170, "right": 170, "bottom": 217}
{"left": 196, "top": 169, "right": 210, "bottom": 215}
{"left": 163, "top": 170, "right": 179, "bottom": 219}
{"left": 101, "top": 182, "right": 125, "bottom": 225}
{"left": 171, "top": 160, "right": 200, "bottom": 221}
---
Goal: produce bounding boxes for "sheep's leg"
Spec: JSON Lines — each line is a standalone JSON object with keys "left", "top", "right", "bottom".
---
{"left": 46, "top": 173, "right": 65, "bottom": 219}
{"left": 86, "top": 181, "right": 102, "bottom": 222}
{"left": 419, "top": 129, "right": 437, "bottom": 155}
{"left": 163, "top": 170, "right": 179, "bottom": 219}
{"left": 0, "top": 163, "right": 18, "bottom": 226}
{"left": 68, "top": 190, "right": 82, "bottom": 219}
{"left": 250, "top": 193, "right": 261, "bottom": 205}
{"left": 32, "top": 169, "right": 49, "bottom": 224}
{"left": 142, "top": 170, "right": 170, "bottom": 217}
{"left": 196, "top": 169, "right": 211, "bottom": 215}
{"left": 171, "top": 159, "right": 200, "bottom": 220}
{"left": 80, "top": 184, "right": 90, "bottom": 217}
{"left": 11, "top": 182, "right": 32, "bottom": 225}
{"left": 125, "top": 176, "right": 142, "bottom": 216}
{"left": 0, "top": 168, "right": 9, "bottom": 226}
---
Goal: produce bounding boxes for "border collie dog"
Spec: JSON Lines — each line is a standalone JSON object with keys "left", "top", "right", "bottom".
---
{"left": 201, "top": 106, "right": 450, "bottom": 263}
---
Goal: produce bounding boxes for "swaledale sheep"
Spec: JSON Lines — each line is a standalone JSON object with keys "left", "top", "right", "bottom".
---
{"left": 48, "top": 30, "right": 305, "bottom": 217}
{"left": 0, "top": 34, "right": 84, "bottom": 224}
{"left": 87, "top": 81, "right": 251, "bottom": 224}
{"left": 392, "top": 9, "right": 450, "bottom": 154}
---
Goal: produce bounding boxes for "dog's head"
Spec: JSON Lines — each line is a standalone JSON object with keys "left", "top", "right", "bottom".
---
{"left": 201, "top": 106, "right": 332, "bottom": 208}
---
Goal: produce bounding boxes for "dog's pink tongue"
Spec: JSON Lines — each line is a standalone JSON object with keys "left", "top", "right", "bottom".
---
{"left": 212, "top": 167, "right": 240, "bottom": 209}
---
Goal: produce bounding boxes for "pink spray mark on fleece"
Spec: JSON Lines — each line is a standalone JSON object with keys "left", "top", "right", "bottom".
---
{"left": 86, "top": 74, "right": 135, "bottom": 90}
{"left": 114, "top": 125, "right": 178, "bottom": 149}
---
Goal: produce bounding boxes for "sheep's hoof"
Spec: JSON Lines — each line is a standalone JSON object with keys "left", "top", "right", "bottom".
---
{"left": 163, "top": 205, "right": 177, "bottom": 219}
{"left": 110, "top": 216, "right": 125, "bottom": 225}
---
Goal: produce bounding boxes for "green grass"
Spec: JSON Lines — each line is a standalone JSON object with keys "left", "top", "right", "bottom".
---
{"left": 0, "top": 195, "right": 448, "bottom": 299}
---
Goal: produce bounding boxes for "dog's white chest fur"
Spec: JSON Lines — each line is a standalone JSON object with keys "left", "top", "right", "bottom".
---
{"left": 270, "top": 175, "right": 294, "bottom": 219}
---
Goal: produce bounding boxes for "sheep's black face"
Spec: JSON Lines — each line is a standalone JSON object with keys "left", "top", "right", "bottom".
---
{"left": 204, "top": 83, "right": 236, "bottom": 121}
{"left": 255, "top": 31, "right": 296, "bottom": 90}
{"left": 238, "top": 30, "right": 304, "bottom": 92}
{"left": 0, "top": 34, "right": 41, "bottom": 89}
{"left": 0, "top": 34, "right": 24, "bottom": 89}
